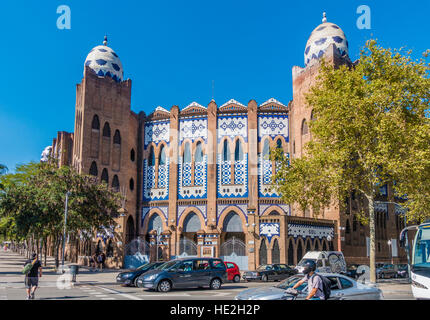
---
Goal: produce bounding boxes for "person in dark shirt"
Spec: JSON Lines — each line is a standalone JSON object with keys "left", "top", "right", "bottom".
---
{"left": 23, "top": 253, "right": 42, "bottom": 300}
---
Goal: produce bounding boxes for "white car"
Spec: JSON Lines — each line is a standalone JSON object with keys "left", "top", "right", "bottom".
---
{"left": 235, "top": 273, "right": 383, "bottom": 300}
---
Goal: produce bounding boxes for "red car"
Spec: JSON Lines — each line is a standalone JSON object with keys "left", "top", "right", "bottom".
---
{"left": 224, "top": 262, "right": 241, "bottom": 283}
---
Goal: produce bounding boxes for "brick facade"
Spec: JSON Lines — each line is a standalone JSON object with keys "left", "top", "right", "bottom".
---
{"left": 50, "top": 19, "right": 407, "bottom": 269}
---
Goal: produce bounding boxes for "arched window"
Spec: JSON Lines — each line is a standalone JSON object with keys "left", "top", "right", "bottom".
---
{"left": 148, "top": 214, "right": 163, "bottom": 233}
{"left": 89, "top": 161, "right": 98, "bottom": 176}
{"left": 112, "top": 175, "right": 120, "bottom": 192}
{"left": 223, "top": 212, "right": 243, "bottom": 232}
{"left": 113, "top": 130, "right": 121, "bottom": 145}
{"left": 222, "top": 140, "right": 230, "bottom": 161}
{"left": 301, "top": 119, "right": 309, "bottom": 135}
{"left": 92, "top": 115, "right": 100, "bottom": 130}
{"left": 305, "top": 239, "right": 311, "bottom": 253}
{"left": 129, "top": 178, "right": 134, "bottom": 191}
{"left": 272, "top": 239, "right": 280, "bottom": 264}
{"left": 288, "top": 239, "right": 294, "bottom": 265}
{"left": 101, "top": 168, "right": 109, "bottom": 184}
{"left": 183, "top": 142, "right": 191, "bottom": 163}
{"left": 195, "top": 142, "right": 203, "bottom": 163}
{"left": 159, "top": 145, "right": 166, "bottom": 165}
{"left": 322, "top": 241, "right": 328, "bottom": 251}
{"left": 276, "top": 138, "right": 283, "bottom": 149}
{"left": 183, "top": 212, "right": 201, "bottom": 232}
{"left": 130, "top": 149, "right": 135, "bottom": 162}
{"left": 262, "top": 139, "right": 270, "bottom": 159}
{"left": 148, "top": 146, "right": 155, "bottom": 166}
{"left": 259, "top": 240, "right": 267, "bottom": 266}
{"left": 103, "top": 122, "right": 111, "bottom": 137}
{"left": 310, "top": 110, "right": 315, "bottom": 121}
{"left": 297, "top": 241, "right": 303, "bottom": 262}
{"left": 234, "top": 140, "right": 243, "bottom": 161}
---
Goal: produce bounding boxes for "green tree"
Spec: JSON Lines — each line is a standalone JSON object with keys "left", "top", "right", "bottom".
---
{"left": 273, "top": 40, "right": 430, "bottom": 283}
{"left": 0, "top": 161, "right": 121, "bottom": 266}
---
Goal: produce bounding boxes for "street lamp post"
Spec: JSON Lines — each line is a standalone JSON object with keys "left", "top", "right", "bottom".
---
{"left": 156, "top": 227, "right": 161, "bottom": 262}
{"left": 62, "top": 191, "right": 71, "bottom": 269}
{"left": 387, "top": 240, "right": 393, "bottom": 265}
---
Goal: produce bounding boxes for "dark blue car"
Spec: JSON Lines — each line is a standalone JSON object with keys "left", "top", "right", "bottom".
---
{"left": 116, "top": 262, "right": 164, "bottom": 287}
{"left": 137, "top": 258, "right": 227, "bottom": 292}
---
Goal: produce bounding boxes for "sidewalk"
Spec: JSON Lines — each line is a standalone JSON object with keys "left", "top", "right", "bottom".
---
{"left": 0, "top": 250, "right": 123, "bottom": 288}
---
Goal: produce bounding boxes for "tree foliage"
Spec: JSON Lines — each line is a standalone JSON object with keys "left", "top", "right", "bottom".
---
{"left": 0, "top": 161, "right": 122, "bottom": 260}
{"left": 273, "top": 39, "right": 430, "bottom": 222}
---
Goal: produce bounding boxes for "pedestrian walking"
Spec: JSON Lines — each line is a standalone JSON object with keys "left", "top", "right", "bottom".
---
{"left": 97, "top": 252, "right": 106, "bottom": 271}
{"left": 23, "top": 253, "right": 42, "bottom": 300}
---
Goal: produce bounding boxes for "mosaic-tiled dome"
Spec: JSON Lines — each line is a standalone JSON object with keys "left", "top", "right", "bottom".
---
{"left": 84, "top": 36, "right": 124, "bottom": 82}
{"left": 304, "top": 13, "right": 349, "bottom": 66}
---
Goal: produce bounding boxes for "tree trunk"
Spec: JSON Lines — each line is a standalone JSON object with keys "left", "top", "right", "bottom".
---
{"left": 44, "top": 238, "right": 47, "bottom": 267}
{"left": 368, "top": 195, "right": 376, "bottom": 283}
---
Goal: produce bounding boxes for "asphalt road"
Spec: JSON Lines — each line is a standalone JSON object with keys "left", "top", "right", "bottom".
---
{"left": 0, "top": 250, "right": 414, "bottom": 300}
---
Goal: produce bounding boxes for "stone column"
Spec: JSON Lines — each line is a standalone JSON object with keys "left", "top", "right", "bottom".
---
{"left": 168, "top": 106, "right": 180, "bottom": 258}
{"left": 206, "top": 100, "right": 218, "bottom": 230}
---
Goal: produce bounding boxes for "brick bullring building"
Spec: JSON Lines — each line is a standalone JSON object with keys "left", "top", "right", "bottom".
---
{"left": 48, "top": 15, "right": 407, "bottom": 270}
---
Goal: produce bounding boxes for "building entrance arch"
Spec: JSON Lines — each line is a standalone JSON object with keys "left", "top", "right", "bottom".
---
{"left": 177, "top": 212, "right": 200, "bottom": 257}
{"left": 220, "top": 211, "right": 248, "bottom": 270}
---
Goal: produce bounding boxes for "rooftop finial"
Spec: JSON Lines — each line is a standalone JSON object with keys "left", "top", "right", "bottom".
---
{"left": 103, "top": 35, "right": 108, "bottom": 46}
{"left": 322, "top": 12, "right": 327, "bottom": 23}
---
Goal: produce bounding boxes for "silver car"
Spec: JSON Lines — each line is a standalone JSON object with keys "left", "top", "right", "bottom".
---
{"left": 235, "top": 273, "right": 383, "bottom": 300}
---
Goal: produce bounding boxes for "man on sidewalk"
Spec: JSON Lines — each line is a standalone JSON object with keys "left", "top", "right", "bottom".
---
{"left": 23, "top": 253, "right": 42, "bottom": 300}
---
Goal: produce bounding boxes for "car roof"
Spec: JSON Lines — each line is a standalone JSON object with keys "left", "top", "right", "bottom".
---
{"left": 171, "top": 257, "right": 222, "bottom": 261}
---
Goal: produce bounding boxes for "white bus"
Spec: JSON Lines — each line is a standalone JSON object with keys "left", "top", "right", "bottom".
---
{"left": 400, "top": 221, "right": 430, "bottom": 300}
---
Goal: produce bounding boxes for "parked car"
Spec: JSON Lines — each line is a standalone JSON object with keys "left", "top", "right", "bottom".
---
{"left": 346, "top": 264, "right": 361, "bottom": 279}
{"left": 295, "top": 251, "right": 347, "bottom": 274}
{"left": 116, "top": 261, "right": 165, "bottom": 287}
{"left": 137, "top": 258, "right": 227, "bottom": 292}
{"left": 376, "top": 264, "right": 397, "bottom": 279}
{"left": 235, "top": 273, "right": 383, "bottom": 300}
{"left": 395, "top": 264, "right": 409, "bottom": 278}
{"left": 243, "top": 264, "right": 297, "bottom": 282}
{"left": 224, "top": 262, "right": 241, "bottom": 283}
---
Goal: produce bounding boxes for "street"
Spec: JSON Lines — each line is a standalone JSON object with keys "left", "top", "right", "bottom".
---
{"left": 0, "top": 250, "right": 414, "bottom": 300}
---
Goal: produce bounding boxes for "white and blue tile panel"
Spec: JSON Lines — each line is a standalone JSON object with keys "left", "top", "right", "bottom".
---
{"left": 217, "top": 154, "right": 248, "bottom": 198}
{"left": 177, "top": 204, "right": 207, "bottom": 226}
{"left": 258, "top": 114, "right": 289, "bottom": 142}
{"left": 144, "top": 120, "right": 170, "bottom": 148}
{"left": 178, "top": 155, "right": 207, "bottom": 200}
{"left": 258, "top": 153, "right": 279, "bottom": 198}
{"left": 143, "top": 159, "right": 169, "bottom": 201}
{"left": 179, "top": 118, "right": 208, "bottom": 143}
{"left": 259, "top": 203, "right": 291, "bottom": 216}
{"left": 217, "top": 115, "right": 248, "bottom": 142}
{"left": 216, "top": 204, "right": 249, "bottom": 224}
{"left": 141, "top": 206, "right": 169, "bottom": 227}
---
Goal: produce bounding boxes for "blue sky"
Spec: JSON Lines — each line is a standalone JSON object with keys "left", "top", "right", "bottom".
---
{"left": 0, "top": 0, "right": 428, "bottom": 171}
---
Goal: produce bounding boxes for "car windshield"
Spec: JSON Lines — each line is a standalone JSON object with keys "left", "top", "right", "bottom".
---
{"left": 257, "top": 265, "right": 272, "bottom": 271}
{"left": 136, "top": 263, "right": 152, "bottom": 271}
{"left": 298, "top": 259, "right": 316, "bottom": 267}
{"left": 412, "top": 226, "right": 430, "bottom": 269}
{"left": 276, "top": 276, "right": 306, "bottom": 291}
{"left": 158, "top": 261, "right": 179, "bottom": 270}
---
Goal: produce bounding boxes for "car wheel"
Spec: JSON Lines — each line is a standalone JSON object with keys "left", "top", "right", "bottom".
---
{"left": 233, "top": 275, "right": 240, "bottom": 283}
{"left": 133, "top": 277, "right": 139, "bottom": 287}
{"left": 262, "top": 274, "right": 268, "bottom": 282}
{"left": 210, "top": 278, "right": 222, "bottom": 290}
{"left": 157, "top": 280, "right": 172, "bottom": 293}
